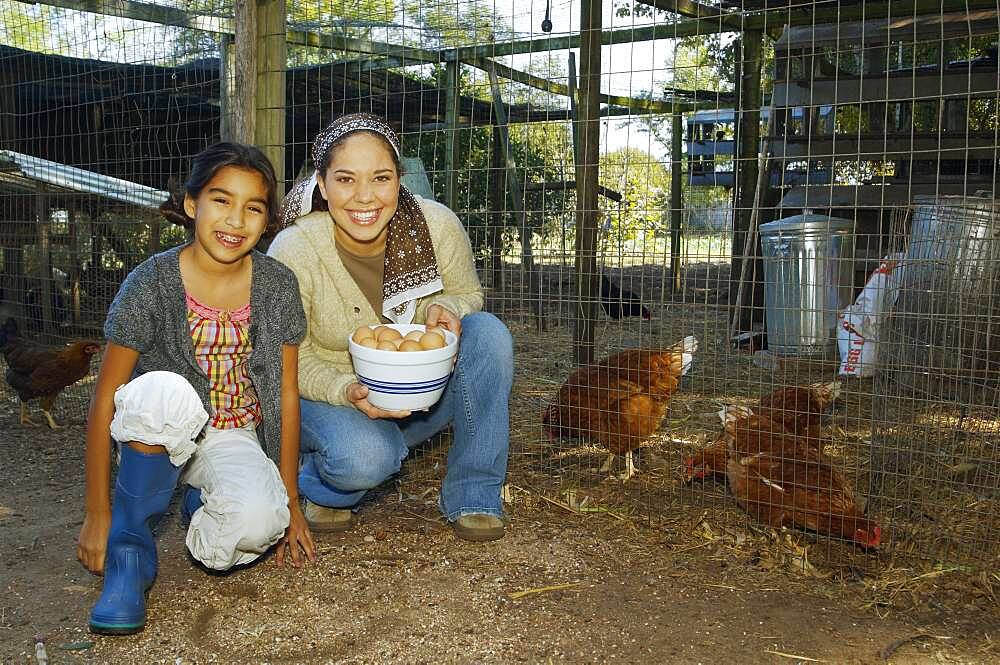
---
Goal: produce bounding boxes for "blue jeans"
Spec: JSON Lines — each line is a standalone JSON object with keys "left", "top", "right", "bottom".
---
{"left": 298, "top": 312, "right": 512, "bottom": 521}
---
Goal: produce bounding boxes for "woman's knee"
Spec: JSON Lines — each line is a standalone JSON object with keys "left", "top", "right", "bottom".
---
{"left": 311, "top": 425, "right": 406, "bottom": 491}
{"left": 459, "top": 312, "right": 513, "bottom": 381}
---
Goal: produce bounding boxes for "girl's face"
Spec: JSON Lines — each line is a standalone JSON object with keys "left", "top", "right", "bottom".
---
{"left": 317, "top": 132, "right": 399, "bottom": 256}
{"left": 183, "top": 166, "right": 269, "bottom": 265}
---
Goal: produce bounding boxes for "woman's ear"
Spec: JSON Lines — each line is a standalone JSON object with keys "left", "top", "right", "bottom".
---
{"left": 316, "top": 174, "right": 329, "bottom": 201}
{"left": 183, "top": 193, "right": 197, "bottom": 220}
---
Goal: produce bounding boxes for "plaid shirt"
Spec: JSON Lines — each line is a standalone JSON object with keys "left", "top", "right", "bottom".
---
{"left": 186, "top": 293, "right": 262, "bottom": 429}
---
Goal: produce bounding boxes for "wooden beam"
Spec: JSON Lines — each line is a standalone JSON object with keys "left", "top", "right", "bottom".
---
{"left": 522, "top": 181, "right": 622, "bottom": 203}
{"left": 473, "top": 57, "right": 695, "bottom": 114}
{"left": 670, "top": 109, "right": 683, "bottom": 292}
{"left": 229, "top": 1, "right": 255, "bottom": 144}
{"left": 487, "top": 63, "right": 545, "bottom": 332}
{"left": 444, "top": 60, "right": 461, "bottom": 210}
{"left": 23, "top": 0, "right": 1000, "bottom": 61}
{"left": 730, "top": 31, "right": 764, "bottom": 335}
{"left": 567, "top": 52, "right": 581, "bottom": 171}
{"left": 635, "top": 0, "right": 743, "bottom": 30}
{"left": 35, "top": 185, "right": 53, "bottom": 332}
{"left": 256, "top": 0, "right": 286, "bottom": 185}
{"left": 573, "top": 0, "right": 601, "bottom": 366}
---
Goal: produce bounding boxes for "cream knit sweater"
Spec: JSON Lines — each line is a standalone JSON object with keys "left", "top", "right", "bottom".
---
{"left": 267, "top": 196, "right": 484, "bottom": 406}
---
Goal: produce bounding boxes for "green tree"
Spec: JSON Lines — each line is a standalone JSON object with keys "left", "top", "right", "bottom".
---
{"left": 1, "top": 0, "right": 53, "bottom": 51}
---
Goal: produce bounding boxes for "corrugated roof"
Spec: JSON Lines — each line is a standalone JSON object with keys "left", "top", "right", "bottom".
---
{"left": 0, "top": 150, "right": 169, "bottom": 210}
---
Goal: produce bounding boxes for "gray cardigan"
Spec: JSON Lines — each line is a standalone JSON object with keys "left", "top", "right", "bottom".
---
{"left": 104, "top": 244, "right": 307, "bottom": 461}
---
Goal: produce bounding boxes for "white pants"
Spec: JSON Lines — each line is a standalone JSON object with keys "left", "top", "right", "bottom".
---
{"left": 110, "top": 371, "right": 290, "bottom": 570}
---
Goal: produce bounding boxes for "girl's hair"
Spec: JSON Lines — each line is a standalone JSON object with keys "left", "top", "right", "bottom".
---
{"left": 160, "top": 142, "right": 280, "bottom": 234}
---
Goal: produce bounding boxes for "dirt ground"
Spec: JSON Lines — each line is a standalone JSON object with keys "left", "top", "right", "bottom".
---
{"left": 2, "top": 397, "right": 999, "bottom": 664}
{"left": 2, "top": 262, "right": 1000, "bottom": 664}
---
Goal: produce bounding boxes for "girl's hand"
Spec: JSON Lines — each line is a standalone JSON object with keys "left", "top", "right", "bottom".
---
{"left": 424, "top": 304, "right": 461, "bottom": 339}
{"left": 78, "top": 510, "right": 112, "bottom": 575}
{"left": 346, "top": 383, "right": 411, "bottom": 419}
{"left": 275, "top": 503, "right": 315, "bottom": 569}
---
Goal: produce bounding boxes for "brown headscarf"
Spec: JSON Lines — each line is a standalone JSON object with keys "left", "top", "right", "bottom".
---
{"left": 280, "top": 114, "right": 443, "bottom": 324}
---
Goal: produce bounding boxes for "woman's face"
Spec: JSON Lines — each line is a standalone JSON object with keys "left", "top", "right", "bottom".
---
{"left": 317, "top": 132, "right": 399, "bottom": 256}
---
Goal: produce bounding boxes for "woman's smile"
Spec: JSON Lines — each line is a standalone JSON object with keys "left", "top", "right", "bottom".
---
{"left": 348, "top": 208, "right": 382, "bottom": 225}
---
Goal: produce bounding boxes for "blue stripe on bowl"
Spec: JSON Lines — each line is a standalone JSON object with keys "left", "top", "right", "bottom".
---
{"left": 357, "top": 374, "right": 450, "bottom": 394}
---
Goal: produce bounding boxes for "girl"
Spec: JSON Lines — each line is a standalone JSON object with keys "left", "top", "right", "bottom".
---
{"left": 268, "top": 114, "right": 512, "bottom": 542}
{"left": 77, "top": 143, "right": 315, "bottom": 636}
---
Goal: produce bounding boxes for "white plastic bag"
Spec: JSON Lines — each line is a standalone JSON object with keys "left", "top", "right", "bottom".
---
{"left": 838, "top": 254, "right": 904, "bottom": 377}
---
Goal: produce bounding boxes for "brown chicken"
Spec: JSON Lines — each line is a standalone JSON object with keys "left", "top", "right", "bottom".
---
{"left": 685, "top": 405, "right": 823, "bottom": 482}
{"left": 725, "top": 435, "right": 881, "bottom": 548}
{"left": 684, "top": 381, "right": 841, "bottom": 481}
{"left": 1, "top": 318, "right": 101, "bottom": 429}
{"left": 755, "top": 381, "right": 841, "bottom": 440}
{"left": 542, "top": 335, "right": 698, "bottom": 480}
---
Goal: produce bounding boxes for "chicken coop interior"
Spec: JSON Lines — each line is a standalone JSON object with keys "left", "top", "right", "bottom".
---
{"left": 2, "top": 0, "right": 1000, "bottom": 573}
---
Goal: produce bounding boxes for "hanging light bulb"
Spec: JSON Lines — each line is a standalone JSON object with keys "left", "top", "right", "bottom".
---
{"left": 541, "top": 0, "right": 553, "bottom": 32}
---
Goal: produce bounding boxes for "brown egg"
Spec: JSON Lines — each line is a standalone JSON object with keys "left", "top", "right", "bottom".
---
{"left": 376, "top": 327, "right": 403, "bottom": 342}
{"left": 352, "top": 326, "right": 375, "bottom": 343}
{"left": 425, "top": 325, "right": 445, "bottom": 338}
{"left": 398, "top": 340, "right": 424, "bottom": 352}
{"left": 376, "top": 340, "right": 398, "bottom": 352}
{"left": 419, "top": 331, "right": 446, "bottom": 350}
{"left": 357, "top": 337, "right": 378, "bottom": 349}
{"left": 404, "top": 330, "right": 424, "bottom": 342}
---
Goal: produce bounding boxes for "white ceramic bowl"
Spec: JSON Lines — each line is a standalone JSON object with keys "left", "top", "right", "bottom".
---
{"left": 347, "top": 324, "right": 458, "bottom": 411}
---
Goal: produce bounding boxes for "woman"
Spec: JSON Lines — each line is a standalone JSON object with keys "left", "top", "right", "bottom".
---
{"left": 268, "top": 113, "right": 512, "bottom": 542}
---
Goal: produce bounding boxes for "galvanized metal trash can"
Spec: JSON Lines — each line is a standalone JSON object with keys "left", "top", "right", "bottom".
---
{"left": 760, "top": 214, "right": 854, "bottom": 356}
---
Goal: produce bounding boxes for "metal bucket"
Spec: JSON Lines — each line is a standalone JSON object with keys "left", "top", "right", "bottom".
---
{"left": 882, "top": 196, "right": 1000, "bottom": 404}
{"left": 760, "top": 214, "right": 854, "bottom": 356}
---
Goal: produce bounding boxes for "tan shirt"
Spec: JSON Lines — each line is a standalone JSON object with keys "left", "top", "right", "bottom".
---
{"left": 267, "top": 195, "right": 484, "bottom": 406}
{"left": 336, "top": 244, "right": 388, "bottom": 323}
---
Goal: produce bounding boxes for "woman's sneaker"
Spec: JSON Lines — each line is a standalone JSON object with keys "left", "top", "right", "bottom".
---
{"left": 303, "top": 499, "right": 354, "bottom": 533}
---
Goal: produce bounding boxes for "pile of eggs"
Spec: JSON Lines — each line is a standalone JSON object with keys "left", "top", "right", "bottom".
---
{"left": 351, "top": 325, "right": 447, "bottom": 352}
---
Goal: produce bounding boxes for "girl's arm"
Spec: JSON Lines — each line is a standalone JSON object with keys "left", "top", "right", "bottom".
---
{"left": 77, "top": 342, "right": 140, "bottom": 575}
{"left": 274, "top": 344, "right": 315, "bottom": 568}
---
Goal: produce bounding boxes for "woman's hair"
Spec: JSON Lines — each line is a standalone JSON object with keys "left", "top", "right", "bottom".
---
{"left": 159, "top": 142, "right": 280, "bottom": 234}
{"left": 315, "top": 129, "right": 402, "bottom": 176}
{"left": 307, "top": 125, "right": 403, "bottom": 217}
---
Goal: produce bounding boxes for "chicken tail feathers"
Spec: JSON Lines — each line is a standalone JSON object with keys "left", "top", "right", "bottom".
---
{"left": 672, "top": 335, "right": 698, "bottom": 376}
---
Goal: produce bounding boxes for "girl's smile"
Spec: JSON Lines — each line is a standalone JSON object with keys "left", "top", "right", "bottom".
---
{"left": 182, "top": 165, "right": 269, "bottom": 267}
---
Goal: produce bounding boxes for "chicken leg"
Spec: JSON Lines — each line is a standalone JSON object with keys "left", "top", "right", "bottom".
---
{"left": 41, "top": 409, "right": 63, "bottom": 430}
{"left": 19, "top": 403, "right": 39, "bottom": 427}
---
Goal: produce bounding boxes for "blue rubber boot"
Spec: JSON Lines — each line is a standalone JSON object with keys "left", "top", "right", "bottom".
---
{"left": 89, "top": 445, "right": 180, "bottom": 635}
{"left": 180, "top": 486, "right": 203, "bottom": 527}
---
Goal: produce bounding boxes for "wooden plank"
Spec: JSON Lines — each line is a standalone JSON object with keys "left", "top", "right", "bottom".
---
{"left": 35, "top": 185, "right": 53, "bottom": 331}
{"left": 473, "top": 57, "right": 699, "bottom": 114}
{"left": 522, "top": 181, "right": 622, "bottom": 203}
{"left": 730, "top": 31, "right": 764, "bottom": 335}
{"left": 218, "top": 34, "right": 233, "bottom": 141}
{"left": 444, "top": 59, "right": 461, "bottom": 210}
{"left": 24, "top": 0, "right": 1000, "bottom": 61}
{"left": 635, "top": 0, "right": 743, "bottom": 30}
{"left": 256, "top": 0, "right": 286, "bottom": 186}
{"left": 229, "top": 0, "right": 256, "bottom": 144}
{"left": 487, "top": 63, "right": 545, "bottom": 332}
{"left": 573, "top": 0, "right": 602, "bottom": 366}
{"left": 670, "top": 109, "right": 683, "bottom": 292}
{"left": 773, "top": 72, "right": 1000, "bottom": 107}
{"left": 772, "top": 137, "right": 1000, "bottom": 160}
{"left": 567, "top": 52, "right": 581, "bottom": 171}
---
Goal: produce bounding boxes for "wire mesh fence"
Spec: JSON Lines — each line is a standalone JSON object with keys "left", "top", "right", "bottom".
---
{"left": 1, "top": 0, "right": 999, "bottom": 566}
